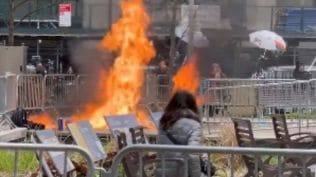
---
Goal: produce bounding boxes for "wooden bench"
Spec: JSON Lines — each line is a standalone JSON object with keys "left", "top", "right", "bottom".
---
{"left": 233, "top": 118, "right": 309, "bottom": 177}
{"left": 271, "top": 114, "right": 316, "bottom": 148}
{"left": 105, "top": 114, "right": 156, "bottom": 177}
{"left": 116, "top": 126, "right": 155, "bottom": 176}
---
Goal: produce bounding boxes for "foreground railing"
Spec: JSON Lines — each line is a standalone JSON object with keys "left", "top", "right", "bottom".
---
{"left": 0, "top": 143, "right": 97, "bottom": 177}
{"left": 109, "top": 144, "right": 316, "bottom": 177}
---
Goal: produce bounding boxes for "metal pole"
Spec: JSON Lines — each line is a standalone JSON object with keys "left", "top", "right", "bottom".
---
{"left": 187, "top": 0, "right": 195, "bottom": 58}
{"left": 56, "top": 48, "right": 60, "bottom": 74}
{"left": 169, "top": 0, "right": 177, "bottom": 67}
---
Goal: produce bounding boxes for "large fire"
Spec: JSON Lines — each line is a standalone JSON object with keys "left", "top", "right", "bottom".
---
{"left": 28, "top": 0, "right": 201, "bottom": 131}
{"left": 71, "top": 0, "right": 156, "bottom": 129}
{"left": 172, "top": 53, "right": 200, "bottom": 95}
{"left": 29, "top": 0, "right": 156, "bottom": 130}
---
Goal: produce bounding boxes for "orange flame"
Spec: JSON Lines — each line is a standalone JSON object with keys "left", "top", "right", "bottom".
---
{"left": 28, "top": 113, "right": 56, "bottom": 129}
{"left": 172, "top": 53, "right": 200, "bottom": 95}
{"left": 70, "top": 0, "right": 156, "bottom": 129}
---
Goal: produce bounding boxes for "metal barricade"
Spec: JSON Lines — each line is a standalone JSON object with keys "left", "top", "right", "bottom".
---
{"left": 17, "top": 74, "right": 43, "bottom": 110}
{"left": 0, "top": 142, "right": 97, "bottom": 177}
{"left": 199, "top": 79, "right": 296, "bottom": 118}
{"left": 257, "top": 80, "right": 316, "bottom": 111}
{"left": 201, "top": 84, "right": 258, "bottom": 119}
{"left": 0, "top": 74, "right": 18, "bottom": 114}
{"left": 109, "top": 144, "right": 316, "bottom": 177}
{"left": 200, "top": 78, "right": 295, "bottom": 89}
{"left": 143, "top": 72, "right": 171, "bottom": 105}
{"left": 156, "top": 74, "right": 171, "bottom": 102}
{"left": 201, "top": 80, "right": 316, "bottom": 119}
{"left": 43, "top": 74, "right": 77, "bottom": 108}
{"left": 76, "top": 74, "right": 89, "bottom": 105}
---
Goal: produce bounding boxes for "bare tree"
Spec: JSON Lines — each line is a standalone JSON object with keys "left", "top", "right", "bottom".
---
{"left": 6, "top": 0, "right": 72, "bottom": 46}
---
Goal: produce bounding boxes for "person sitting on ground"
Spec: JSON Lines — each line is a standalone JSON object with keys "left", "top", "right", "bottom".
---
{"left": 155, "top": 90, "right": 215, "bottom": 177}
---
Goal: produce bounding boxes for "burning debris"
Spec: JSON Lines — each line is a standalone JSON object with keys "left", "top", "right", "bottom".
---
{"left": 27, "top": 0, "right": 201, "bottom": 131}
{"left": 28, "top": 113, "right": 56, "bottom": 129}
{"left": 70, "top": 0, "right": 156, "bottom": 129}
{"left": 29, "top": 0, "right": 156, "bottom": 130}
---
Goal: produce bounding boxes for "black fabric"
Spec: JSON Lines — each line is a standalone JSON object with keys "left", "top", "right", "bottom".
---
{"left": 164, "top": 131, "right": 216, "bottom": 176}
{"left": 11, "top": 108, "right": 27, "bottom": 127}
{"left": 293, "top": 71, "right": 311, "bottom": 80}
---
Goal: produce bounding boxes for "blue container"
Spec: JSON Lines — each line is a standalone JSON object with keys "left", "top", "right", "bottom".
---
{"left": 57, "top": 117, "right": 64, "bottom": 131}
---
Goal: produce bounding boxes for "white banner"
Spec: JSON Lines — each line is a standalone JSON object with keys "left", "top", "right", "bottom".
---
{"left": 59, "top": 3, "right": 72, "bottom": 27}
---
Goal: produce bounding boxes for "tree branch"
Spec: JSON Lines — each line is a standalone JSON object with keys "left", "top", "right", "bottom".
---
{"left": 13, "top": 0, "right": 31, "bottom": 11}
{"left": 14, "top": 0, "right": 73, "bottom": 28}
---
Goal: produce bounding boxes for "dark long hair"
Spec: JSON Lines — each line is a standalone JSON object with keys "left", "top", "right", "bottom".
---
{"left": 159, "top": 90, "right": 200, "bottom": 130}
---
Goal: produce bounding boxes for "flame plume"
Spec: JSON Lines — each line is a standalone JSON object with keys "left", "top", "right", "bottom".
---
{"left": 29, "top": 0, "right": 156, "bottom": 130}
{"left": 71, "top": 0, "right": 156, "bottom": 128}
{"left": 172, "top": 53, "right": 200, "bottom": 95}
{"left": 28, "top": 113, "right": 56, "bottom": 129}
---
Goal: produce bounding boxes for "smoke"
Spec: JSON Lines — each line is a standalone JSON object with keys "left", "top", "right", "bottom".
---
{"left": 68, "top": 39, "right": 114, "bottom": 74}
{"left": 66, "top": 39, "right": 115, "bottom": 106}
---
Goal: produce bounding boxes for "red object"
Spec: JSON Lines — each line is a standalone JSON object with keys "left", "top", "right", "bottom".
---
{"left": 59, "top": 3, "right": 72, "bottom": 14}
{"left": 275, "top": 39, "right": 286, "bottom": 50}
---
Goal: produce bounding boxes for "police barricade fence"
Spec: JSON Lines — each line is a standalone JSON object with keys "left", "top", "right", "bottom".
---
{"left": 0, "top": 142, "right": 100, "bottom": 177}
{"left": 108, "top": 144, "right": 316, "bottom": 177}
{"left": 0, "top": 74, "right": 18, "bottom": 114}
{"left": 197, "top": 79, "right": 296, "bottom": 119}
{"left": 200, "top": 80, "right": 316, "bottom": 120}
{"left": 200, "top": 78, "right": 295, "bottom": 89}
{"left": 257, "top": 80, "right": 316, "bottom": 110}
{"left": 17, "top": 74, "right": 43, "bottom": 110}
{"left": 201, "top": 84, "right": 259, "bottom": 119}
{"left": 43, "top": 74, "right": 78, "bottom": 108}
{"left": 14, "top": 74, "right": 89, "bottom": 110}
{"left": 143, "top": 72, "right": 171, "bottom": 105}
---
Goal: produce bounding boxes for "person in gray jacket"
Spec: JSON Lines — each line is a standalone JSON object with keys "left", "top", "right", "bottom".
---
{"left": 155, "top": 90, "right": 205, "bottom": 177}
